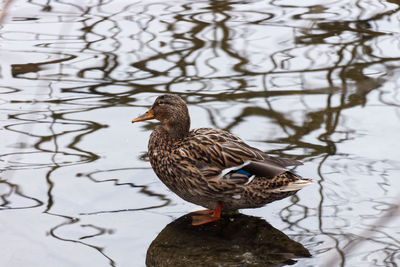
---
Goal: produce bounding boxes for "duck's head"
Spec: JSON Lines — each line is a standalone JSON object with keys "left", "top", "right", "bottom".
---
{"left": 132, "top": 94, "right": 190, "bottom": 140}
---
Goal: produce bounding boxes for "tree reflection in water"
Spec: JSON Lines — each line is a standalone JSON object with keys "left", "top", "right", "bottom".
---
{"left": 1, "top": 0, "right": 400, "bottom": 266}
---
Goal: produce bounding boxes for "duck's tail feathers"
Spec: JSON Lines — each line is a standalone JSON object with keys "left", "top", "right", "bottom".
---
{"left": 271, "top": 178, "right": 313, "bottom": 193}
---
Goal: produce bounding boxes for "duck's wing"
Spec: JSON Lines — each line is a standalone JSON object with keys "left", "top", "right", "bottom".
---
{"left": 177, "top": 128, "right": 301, "bottom": 185}
{"left": 222, "top": 141, "right": 302, "bottom": 167}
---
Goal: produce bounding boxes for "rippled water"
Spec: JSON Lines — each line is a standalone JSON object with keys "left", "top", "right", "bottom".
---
{"left": 1, "top": 0, "right": 400, "bottom": 266}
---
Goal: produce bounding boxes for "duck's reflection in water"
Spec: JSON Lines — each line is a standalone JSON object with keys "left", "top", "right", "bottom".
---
{"left": 146, "top": 213, "right": 311, "bottom": 267}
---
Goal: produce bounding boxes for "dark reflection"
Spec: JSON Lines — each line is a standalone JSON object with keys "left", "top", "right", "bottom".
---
{"left": 146, "top": 213, "right": 311, "bottom": 267}
{"left": 77, "top": 168, "right": 171, "bottom": 215}
{"left": 47, "top": 213, "right": 117, "bottom": 267}
{"left": 11, "top": 55, "right": 76, "bottom": 77}
{"left": 0, "top": 179, "right": 43, "bottom": 209}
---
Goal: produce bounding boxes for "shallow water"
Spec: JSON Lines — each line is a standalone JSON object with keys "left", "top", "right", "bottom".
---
{"left": 1, "top": 0, "right": 400, "bottom": 266}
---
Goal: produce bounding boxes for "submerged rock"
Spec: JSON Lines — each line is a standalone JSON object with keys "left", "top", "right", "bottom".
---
{"left": 146, "top": 213, "right": 311, "bottom": 267}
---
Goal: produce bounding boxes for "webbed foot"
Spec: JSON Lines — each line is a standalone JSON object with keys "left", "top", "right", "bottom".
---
{"left": 191, "top": 202, "right": 222, "bottom": 226}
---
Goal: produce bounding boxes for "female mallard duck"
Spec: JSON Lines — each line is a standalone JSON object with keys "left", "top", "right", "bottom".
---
{"left": 132, "top": 94, "right": 311, "bottom": 225}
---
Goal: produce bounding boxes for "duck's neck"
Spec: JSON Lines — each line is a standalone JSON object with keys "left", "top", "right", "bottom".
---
{"left": 163, "top": 117, "right": 190, "bottom": 141}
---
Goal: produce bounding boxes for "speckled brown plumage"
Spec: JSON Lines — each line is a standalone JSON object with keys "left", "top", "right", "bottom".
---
{"left": 132, "top": 94, "right": 312, "bottom": 215}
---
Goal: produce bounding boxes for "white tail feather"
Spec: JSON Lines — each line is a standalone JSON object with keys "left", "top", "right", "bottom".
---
{"left": 271, "top": 179, "right": 313, "bottom": 192}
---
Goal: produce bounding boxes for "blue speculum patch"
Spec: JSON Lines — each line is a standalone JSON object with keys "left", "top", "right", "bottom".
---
{"left": 235, "top": 169, "right": 252, "bottom": 177}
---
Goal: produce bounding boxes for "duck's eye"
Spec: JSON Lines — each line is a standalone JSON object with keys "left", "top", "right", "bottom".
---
{"left": 158, "top": 100, "right": 172, "bottom": 106}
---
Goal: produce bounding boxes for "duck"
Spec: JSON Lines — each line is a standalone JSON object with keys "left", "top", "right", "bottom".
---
{"left": 132, "top": 94, "right": 312, "bottom": 225}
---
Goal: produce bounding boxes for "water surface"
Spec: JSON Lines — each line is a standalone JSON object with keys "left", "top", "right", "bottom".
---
{"left": 1, "top": 0, "right": 400, "bottom": 266}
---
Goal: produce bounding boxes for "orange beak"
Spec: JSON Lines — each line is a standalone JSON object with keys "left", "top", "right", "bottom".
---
{"left": 132, "top": 109, "right": 155, "bottom": 123}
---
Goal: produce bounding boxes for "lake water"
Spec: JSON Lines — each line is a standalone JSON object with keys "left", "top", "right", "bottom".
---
{"left": 1, "top": 0, "right": 400, "bottom": 266}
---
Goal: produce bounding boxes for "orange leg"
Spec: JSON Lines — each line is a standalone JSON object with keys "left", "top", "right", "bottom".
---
{"left": 192, "top": 209, "right": 214, "bottom": 215}
{"left": 191, "top": 202, "right": 222, "bottom": 226}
